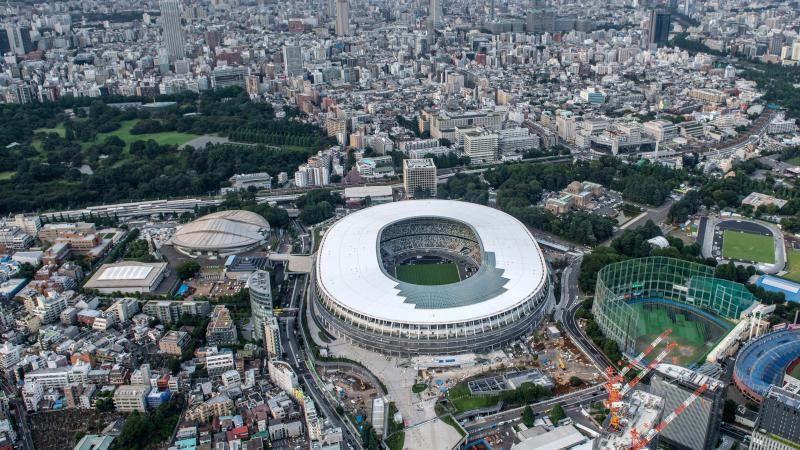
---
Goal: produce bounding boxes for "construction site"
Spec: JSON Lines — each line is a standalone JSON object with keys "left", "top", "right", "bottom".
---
{"left": 596, "top": 329, "right": 714, "bottom": 450}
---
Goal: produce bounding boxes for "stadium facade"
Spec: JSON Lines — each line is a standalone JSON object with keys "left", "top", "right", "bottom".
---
{"left": 311, "top": 200, "right": 553, "bottom": 356}
{"left": 592, "top": 257, "right": 756, "bottom": 366}
{"left": 733, "top": 327, "right": 800, "bottom": 402}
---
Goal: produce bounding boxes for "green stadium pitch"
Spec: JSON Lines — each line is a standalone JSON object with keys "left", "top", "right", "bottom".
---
{"left": 395, "top": 263, "right": 460, "bottom": 286}
{"left": 722, "top": 230, "right": 775, "bottom": 264}
{"left": 630, "top": 302, "right": 731, "bottom": 367}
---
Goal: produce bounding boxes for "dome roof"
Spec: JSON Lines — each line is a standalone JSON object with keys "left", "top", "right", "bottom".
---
{"left": 172, "top": 210, "right": 269, "bottom": 254}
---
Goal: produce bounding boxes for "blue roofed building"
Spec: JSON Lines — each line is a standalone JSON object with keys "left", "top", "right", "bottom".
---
{"left": 145, "top": 389, "right": 171, "bottom": 409}
{"left": 755, "top": 275, "right": 800, "bottom": 303}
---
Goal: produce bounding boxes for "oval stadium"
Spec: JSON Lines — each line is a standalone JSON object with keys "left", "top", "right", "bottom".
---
{"left": 171, "top": 210, "right": 270, "bottom": 257}
{"left": 592, "top": 257, "right": 757, "bottom": 368}
{"left": 311, "top": 199, "right": 552, "bottom": 356}
{"left": 734, "top": 327, "right": 800, "bottom": 402}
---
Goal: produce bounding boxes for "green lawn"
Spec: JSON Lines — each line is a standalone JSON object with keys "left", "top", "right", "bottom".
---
{"left": 385, "top": 432, "right": 405, "bottom": 450}
{"left": 786, "top": 156, "right": 800, "bottom": 166}
{"left": 783, "top": 251, "right": 800, "bottom": 282}
{"left": 722, "top": 230, "right": 775, "bottom": 264}
{"left": 35, "top": 124, "right": 66, "bottom": 137}
{"left": 395, "top": 263, "right": 460, "bottom": 285}
{"left": 32, "top": 120, "right": 197, "bottom": 153}
{"left": 790, "top": 363, "right": 800, "bottom": 380}
{"left": 92, "top": 120, "right": 197, "bottom": 150}
{"left": 446, "top": 382, "right": 499, "bottom": 414}
{"left": 0, "top": 171, "right": 16, "bottom": 180}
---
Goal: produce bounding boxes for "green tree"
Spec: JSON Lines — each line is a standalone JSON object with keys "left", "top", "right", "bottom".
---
{"left": 569, "top": 376, "right": 583, "bottom": 387}
{"left": 176, "top": 260, "right": 201, "bottom": 280}
{"left": 549, "top": 403, "right": 566, "bottom": 425}
{"left": 522, "top": 405, "right": 535, "bottom": 427}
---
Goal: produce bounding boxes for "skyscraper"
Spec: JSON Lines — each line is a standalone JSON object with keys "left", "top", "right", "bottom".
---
{"left": 6, "top": 25, "right": 33, "bottom": 56}
{"left": 429, "top": 0, "right": 442, "bottom": 28}
{"left": 283, "top": 45, "right": 303, "bottom": 77}
{"left": 335, "top": 0, "right": 350, "bottom": 37}
{"left": 248, "top": 270, "right": 272, "bottom": 341}
{"left": 0, "top": 28, "right": 11, "bottom": 55}
{"left": 750, "top": 386, "right": 800, "bottom": 450}
{"left": 159, "top": 0, "right": 185, "bottom": 62}
{"left": 648, "top": 9, "right": 671, "bottom": 48}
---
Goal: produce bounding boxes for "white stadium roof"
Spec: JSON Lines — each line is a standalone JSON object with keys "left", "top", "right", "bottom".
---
{"left": 315, "top": 199, "right": 547, "bottom": 324}
{"left": 171, "top": 210, "right": 269, "bottom": 252}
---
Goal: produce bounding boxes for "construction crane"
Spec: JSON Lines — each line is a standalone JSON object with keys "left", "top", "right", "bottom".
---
{"left": 619, "top": 341, "right": 678, "bottom": 398}
{"left": 628, "top": 383, "right": 710, "bottom": 450}
{"left": 619, "top": 329, "right": 672, "bottom": 378}
{"left": 603, "top": 330, "right": 673, "bottom": 431}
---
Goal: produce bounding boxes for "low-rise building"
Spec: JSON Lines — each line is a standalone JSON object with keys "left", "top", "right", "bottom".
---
{"left": 113, "top": 384, "right": 151, "bottom": 412}
{"left": 185, "top": 394, "right": 234, "bottom": 422}
{"left": 229, "top": 172, "right": 272, "bottom": 191}
{"left": 206, "top": 305, "right": 238, "bottom": 347}
{"left": 84, "top": 262, "right": 168, "bottom": 294}
{"left": 206, "top": 349, "right": 235, "bottom": 376}
{"left": 159, "top": 331, "right": 191, "bottom": 356}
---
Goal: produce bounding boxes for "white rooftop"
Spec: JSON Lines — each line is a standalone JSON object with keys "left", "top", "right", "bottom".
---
{"left": 763, "top": 276, "right": 800, "bottom": 294}
{"left": 97, "top": 265, "right": 153, "bottom": 281}
{"left": 315, "top": 200, "right": 547, "bottom": 324}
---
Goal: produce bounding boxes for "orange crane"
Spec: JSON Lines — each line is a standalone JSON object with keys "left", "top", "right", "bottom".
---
{"left": 618, "top": 329, "right": 673, "bottom": 378}
{"left": 619, "top": 341, "right": 678, "bottom": 398}
{"left": 603, "top": 330, "right": 673, "bottom": 431}
{"left": 628, "top": 383, "right": 709, "bottom": 450}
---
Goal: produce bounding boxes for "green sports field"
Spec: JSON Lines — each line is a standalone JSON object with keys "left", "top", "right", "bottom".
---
{"left": 395, "top": 263, "right": 460, "bottom": 285}
{"left": 630, "top": 302, "right": 731, "bottom": 367}
{"left": 722, "top": 230, "right": 775, "bottom": 264}
{"left": 783, "top": 251, "right": 800, "bottom": 282}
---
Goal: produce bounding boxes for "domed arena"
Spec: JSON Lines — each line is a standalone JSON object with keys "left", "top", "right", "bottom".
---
{"left": 311, "top": 199, "right": 553, "bottom": 356}
{"left": 171, "top": 210, "right": 270, "bottom": 257}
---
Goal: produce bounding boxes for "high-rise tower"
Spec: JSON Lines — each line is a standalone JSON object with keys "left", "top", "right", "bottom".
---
{"left": 159, "top": 0, "right": 185, "bottom": 61}
{"left": 335, "top": 0, "right": 350, "bottom": 36}
{"left": 648, "top": 9, "right": 671, "bottom": 48}
{"left": 429, "top": 0, "right": 442, "bottom": 28}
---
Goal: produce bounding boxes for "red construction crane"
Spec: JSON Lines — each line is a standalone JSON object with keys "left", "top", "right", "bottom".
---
{"left": 628, "top": 384, "right": 710, "bottom": 450}
{"left": 604, "top": 329, "right": 673, "bottom": 431}
{"left": 619, "top": 329, "right": 672, "bottom": 378}
{"left": 619, "top": 341, "right": 678, "bottom": 398}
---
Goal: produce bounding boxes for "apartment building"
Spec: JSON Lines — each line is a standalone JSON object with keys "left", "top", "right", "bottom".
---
{"left": 403, "top": 158, "right": 437, "bottom": 198}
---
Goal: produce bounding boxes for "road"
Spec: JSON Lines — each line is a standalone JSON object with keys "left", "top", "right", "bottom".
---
{"left": 0, "top": 376, "right": 33, "bottom": 450}
{"left": 554, "top": 253, "right": 583, "bottom": 322}
{"left": 561, "top": 299, "right": 616, "bottom": 372}
{"left": 554, "top": 252, "right": 615, "bottom": 373}
{"left": 279, "top": 276, "right": 360, "bottom": 450}
{"left": 463, "top": 384, "right": 607, "bottom": 434}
